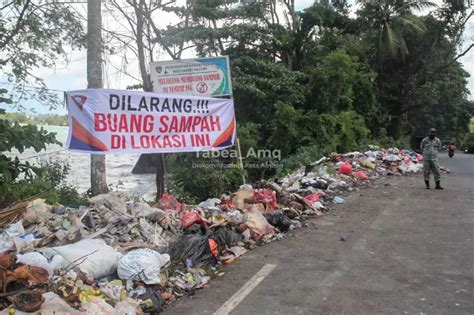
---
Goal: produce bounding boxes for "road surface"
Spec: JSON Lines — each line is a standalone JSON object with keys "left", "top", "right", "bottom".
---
{"left": 165, "top": 153, "right": 474, "bottom": 315}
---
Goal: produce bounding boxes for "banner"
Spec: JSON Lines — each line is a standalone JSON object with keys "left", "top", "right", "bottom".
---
{"left": 150, "top": 56, "right": 232, "bottom": 97}
{"left": 66, "top": 89, "right": 236, "bottom": 154}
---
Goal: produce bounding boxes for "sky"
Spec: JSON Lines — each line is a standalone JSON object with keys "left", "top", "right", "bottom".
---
{"left": 3, "top": 0, "right": 473, "bottom": 115}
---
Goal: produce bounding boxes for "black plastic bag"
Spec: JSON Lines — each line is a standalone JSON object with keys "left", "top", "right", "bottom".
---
{"left": 211, "top": 226, "right": 240, "bottom": 254}
{"left": 183, "top": 222, "right": 208, "bottom": 236}
{"left": 138, "top": 288, "right": 164, "bottom": 313}
{"left": 264, "top": 211, "right": 293, "bottom": 232}
{"left": 168, "top": 234, "right": 213, "bottom": 266}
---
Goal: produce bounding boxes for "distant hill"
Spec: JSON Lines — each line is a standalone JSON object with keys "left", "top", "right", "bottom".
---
{"left": 0, "top": 112, "right": 68, "bottom": 126}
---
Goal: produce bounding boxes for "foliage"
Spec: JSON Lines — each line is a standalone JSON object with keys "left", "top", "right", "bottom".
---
{"left": 155, "top": 0, "right": 472, "bottom": 198}
{"left": 0, "top": 0, "right": 84, "bottom": 203}
{"left": 1, "top": 158, "right": 87, "bottom": 206}
{"left": 0, "top": 112, "right": 68, "bottom": 126}
{"left": 463, "top": 133, "right": 474, "bottom": 154}
{"left": 168, "top": 153, "right": 244, "bottom": 203}
{"left": 0, "top": 119, "right": 60, "bottom": 197}
{"left": 1, "top": 0, "right": 85, "bottom": 108}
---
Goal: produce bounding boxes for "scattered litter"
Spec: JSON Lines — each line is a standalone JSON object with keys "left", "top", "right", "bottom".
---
{"left": 117, "top": 249, "right": 170, "bottom": 285}
{"left": 0, "top": 145, "right": 430, "bottom": 313}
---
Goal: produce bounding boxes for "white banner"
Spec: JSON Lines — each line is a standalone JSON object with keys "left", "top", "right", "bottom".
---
{"left": 66, "top": 89, "right": 236, "bottom": 154}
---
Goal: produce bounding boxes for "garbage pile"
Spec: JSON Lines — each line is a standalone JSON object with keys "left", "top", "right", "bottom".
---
{"left": 0, "top": 147, "right": 425, "bottom": 314}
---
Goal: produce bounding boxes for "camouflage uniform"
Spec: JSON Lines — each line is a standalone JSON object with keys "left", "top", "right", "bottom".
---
{"left": 420, "top": 136, "right": 441, "bottom": 181}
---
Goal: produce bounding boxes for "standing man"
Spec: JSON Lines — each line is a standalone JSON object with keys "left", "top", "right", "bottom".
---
{"left": 420, "top": 128, "right": 443, "bottom": 190}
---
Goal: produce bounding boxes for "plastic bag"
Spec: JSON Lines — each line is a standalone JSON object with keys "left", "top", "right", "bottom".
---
{"left": 0, "top": 221, "right": 24, "bottom": 253}
{"left": 198, "top": 198, "right": 221, "bottom": 210}
{"left": 37, "top": 292, "right": 82, "bottom": 314}
{"left": 208, "top": 239, "right": 218, "bottom": 257}
{"left": 156, "top": 194, "right": 185, "bottom": 211}
{"left": 181, "top": 211, "right": 203, "bottom": 229}
{"left": 224, "top": 209, "right": 244, "bottom": 225}
{"left": 117, "top": 249, "right": 170, "bottom": 285}
{"left": 45, "top": 239, "right": 121, "bottom": 279}
{"left": 232, "top": 189, "right": 254, "bottom": 210}
{"left": 303, "top": 193, "right": 320, "bottom": 207}
{"left": 333, "top": 196, "right": 345, "bottom": 204}
{"left": 354, "top": 171, "right": 368, "bottom": 181}
{"left": 264, "top": 211, "right": 293, "bottom": 232}
{"left": 253, "top": 189, "right": 278, "bottom": 211}
{"left": 211, "top": 227, "right": 240, "bottom": 253}
{"left": 361, "top": 159, "right": 376, "bottom": 169}
{"left": 137, "top": 288, "right": 164, "bottom": 313}
{"left": 364, "top": 151, "right": 377, "bottom": 158}
{"left": 244, "top": 207, "right": 274, "bottom": 240}
{"left": 114, "top": 298, "right": 142, "bottom": 315}
{"left": 168, "top": 234, "right": 213, "bottom": 267}
{"left": 338, "top": 162, "right": 353, "bottom": 175}
{"left": 16, "top": 252, "right": 57, "bottom": 276}
{"left": 81, "top": 300, "right": 115, "bottom": 314}
{"left": 384, "top": 154, "right": 401, "bottom": 162}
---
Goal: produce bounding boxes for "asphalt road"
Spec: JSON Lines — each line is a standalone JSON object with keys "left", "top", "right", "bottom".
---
{"left": 165, "top": 152, "right": 474, "bottom": 315}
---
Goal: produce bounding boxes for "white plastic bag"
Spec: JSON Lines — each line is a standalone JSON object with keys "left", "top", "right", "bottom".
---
{"left": 244, "top": 206, "right": 274, "bottom": 240}
{"left": 16, "top": 252, "right": 65, "bottom": 277}
{"left": 45, "top": 239, "right": 121, "bottom": 279}
{"left": 0, "top": 221, "right": 25, "bottom": 253}
{"left": 117, "top": 249, "right": 170, "bottom": 284}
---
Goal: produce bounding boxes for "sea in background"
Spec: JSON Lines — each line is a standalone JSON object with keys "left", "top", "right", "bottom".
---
{"left": 8, "top": 125, "right": 156, "bottom": 199}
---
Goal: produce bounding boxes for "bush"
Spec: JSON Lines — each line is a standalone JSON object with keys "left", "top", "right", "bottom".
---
{"left": 463, "top": 133, "right": 474, "bottom": 153}
{"left": 276, "top": 144, "right": 325, "bottom": 177}
{"left": 1, "top": 158, "right": 87, "bottom": 206}
{"left": 168, "top": 153, "right": 244, "bottom": 204}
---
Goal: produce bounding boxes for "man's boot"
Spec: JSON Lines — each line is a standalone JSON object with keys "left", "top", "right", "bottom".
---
{"left": 425, "top": 180, "right": 430, "bottom": 189}
{"left": 435, "top": 181, "right": 444, "bottom": 190}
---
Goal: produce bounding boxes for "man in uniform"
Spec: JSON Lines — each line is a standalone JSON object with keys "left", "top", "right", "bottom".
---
{"left": 420, "top": 128, "right": 443, "bottom": 189}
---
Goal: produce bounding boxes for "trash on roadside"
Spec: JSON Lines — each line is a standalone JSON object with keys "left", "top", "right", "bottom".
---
{"left": 264, "top": 212, "right": 293, "bottom": 232}
{"left": 338, "top": 162, "right": 353, "bottom": 175}
{"left": 168, "top": 234, "right": 213, "bottom": 267}
{"left": 243, "top": 206, "right": 274, "bottom": 240}
{"left": 155, "top": 194, "right": 186, "bottom": 212}
{"left": 354, "top": 171, "right": 369, "bottom": 181}
{"left": 303, "top": 193, "right": 320, "bottom": 207}
{"left": 0, "top": 144, "right": 428, "bottom": 313}
{"left": 43, "top": 239, "right": 121, "bottom": 279}
{"left": 117, "top": 249, "right": 170, "bottom": 285}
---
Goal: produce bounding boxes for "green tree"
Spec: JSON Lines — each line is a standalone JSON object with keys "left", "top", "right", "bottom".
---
{"left": 357, "top": 0, "right": 436, "bottom": 60}
{"left": 0, "top": 0, "right": 85, "bottom": 203}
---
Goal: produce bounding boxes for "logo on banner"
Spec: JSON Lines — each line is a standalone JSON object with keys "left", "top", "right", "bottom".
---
{"left": 196, "top": 82, "right": 208, "bottom": 94}
{"left": 71, "top": 95, "right": 87, "bottom": 111}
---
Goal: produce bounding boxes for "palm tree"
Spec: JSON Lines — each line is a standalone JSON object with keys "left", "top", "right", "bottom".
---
{"left": 357, "top": 0, "right": 437, "bottom": 60}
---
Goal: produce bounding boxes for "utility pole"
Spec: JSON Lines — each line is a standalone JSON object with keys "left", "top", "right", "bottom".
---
{"left": 88, "top": 0, "right": 108, "bottom": 195}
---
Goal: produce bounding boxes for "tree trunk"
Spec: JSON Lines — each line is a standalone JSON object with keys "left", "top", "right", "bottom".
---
{"left": 134, "top": 0, "right": 166, "bottom": 200}
{"left": 155, "top": 154, "right": 165, "bottom": 202}
{"left": 88, "top": 0, "right": 108, "bottom": 196}
{"left": 386, "top": 116, "right": 403, "bottom": 139}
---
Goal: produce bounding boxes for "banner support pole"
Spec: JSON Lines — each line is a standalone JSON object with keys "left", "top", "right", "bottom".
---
{"left": 236, "top": 137, "right": 246, "bottom": 184}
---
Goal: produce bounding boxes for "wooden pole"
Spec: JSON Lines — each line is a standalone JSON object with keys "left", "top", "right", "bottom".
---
{"left": 236, "top": 137, "right": 246, "bottom": 184}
